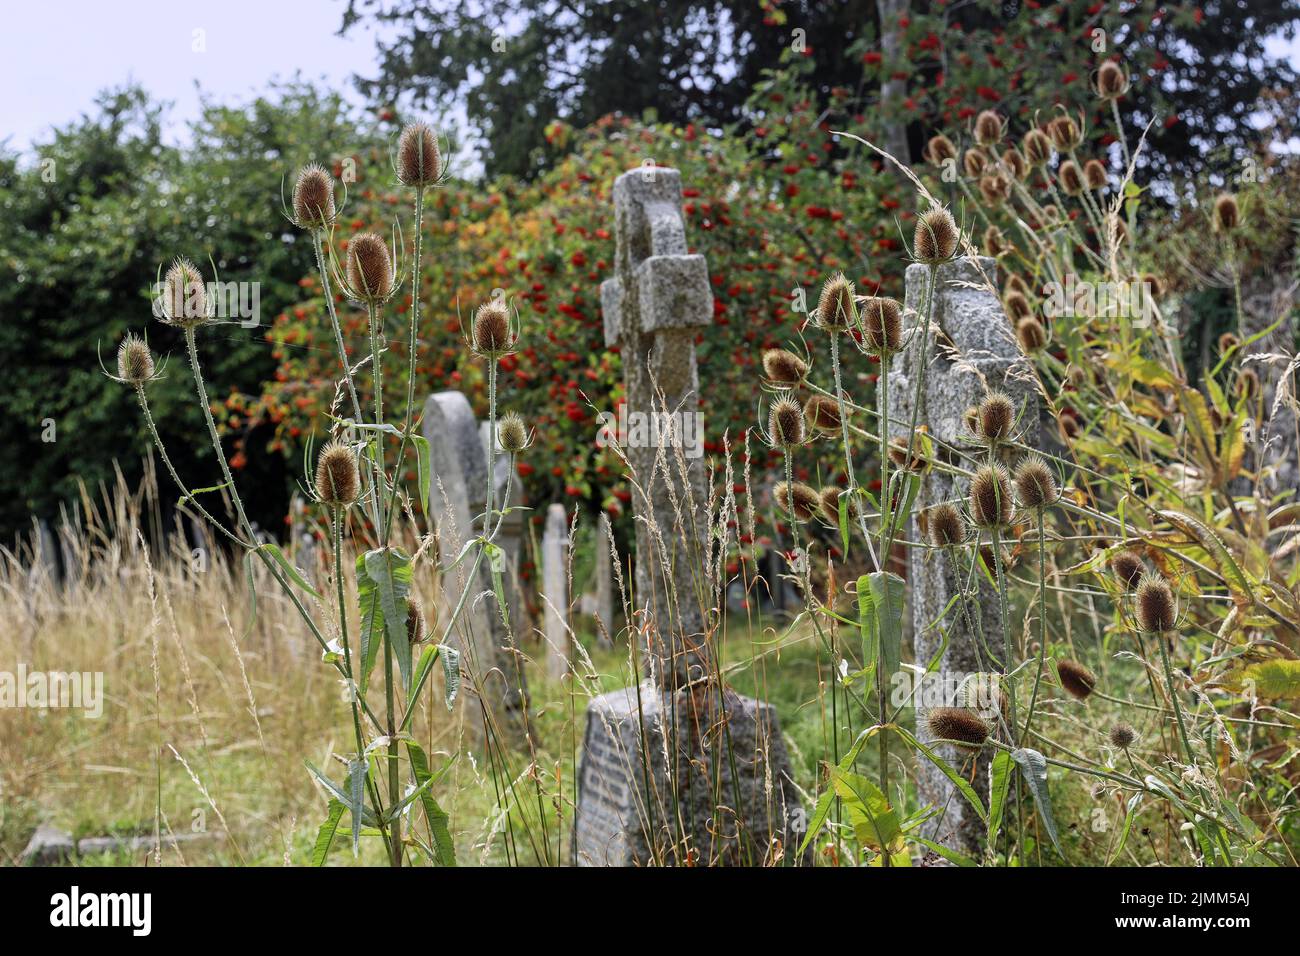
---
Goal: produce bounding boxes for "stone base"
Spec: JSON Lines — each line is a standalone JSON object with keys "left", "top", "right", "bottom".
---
{"left": 573, "top": 682, "right": 807, "bottom": 866}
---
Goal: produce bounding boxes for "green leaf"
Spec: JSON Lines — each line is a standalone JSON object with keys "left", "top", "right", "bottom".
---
{"left": 255, "top": 542, "right": 322, "bottom": 600}
{"left": 1011, "top": 748, "right": 1063, "bottom": 858}
{"left": 347, "top": 757, "right": 367, "bottom": 857}
{"left": 858, "top": 571, "right": 906, "bottom": 685}
{"left": 411, "top": 434, "right": 431, "bottom": 517}
{"left": 310, "top": 799, "right": 346, "bottom": 866}
{"left": 987, "top": 750, "right": 1014, "bottom": 855}
{"left": 304, "top": 761, "right": 378, "bottom": 827}
{"left": 356, "top": 547, "right": 414, "bottom": 692}
{"left": 1106, "top": 793, "right": 1142, "bottom": 866}
{"left": 831, "top": 768, "right": 902, "bottom": 853}
{"left": 406, "top": 743, "right": 456, "bottom": 866}
{"left": 797, "top": 726, "right": 880, "bottom": 855}
{"left": 912, "top": 835, "right": 977, "bottom": 867}
{"left": 440, "top": 644, "right": 461, "bottom": 709}
{"left": 1233, "top": 659, "right": 1300, "bottom": 698}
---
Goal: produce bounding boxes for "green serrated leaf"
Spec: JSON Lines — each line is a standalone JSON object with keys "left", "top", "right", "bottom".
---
{"left": 1011, "top": 748, "right": 1063, "bottom": 858}
{"left": 311, "top": 799, "right": 346, "bottom": 867}
{"left": 987, "top": 749, "right": 1014, "bottom": 855}
{"left": 407, "top": 743, "right": 456, "bottom": 866}
{"left": 256, "top": 542, "right": 323, "bottom": 600}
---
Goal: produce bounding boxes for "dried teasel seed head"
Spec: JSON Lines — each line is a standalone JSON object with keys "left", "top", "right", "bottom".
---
{"left": 819, "top": 486, "right": 844, "bottom": 524}
{"left": 160, "top": 257, "right": 208, "bottom": 326}
{"left": 1022, "top": 128, "right": 1053, "bottom": 167}
{"left": 980, "top": 543, "right": 1016, "bottom": 574}
{"left": 497, "top": 412, "right": 530, "bottom": 453}
{"left": 1004, "top": 290, "right": 1033, "bottom": 322}
{"left": 396, "top": 121, "right": 442, "bottom": 187}
{"left": 472, "top": 298, "right": 514, "bottom": 356}
{"left": 804, "top": 394, "right": 842, "bottom": 434}
{"left": 914, "top": 206, "right": 959, "bottom": 263}
{"left": 406, "top": 595, "right": 429, "bottom": 645}
{"left": 1218, "top": 332, "right": 1240, "bottom": 355}
{"left": 962, "top": 148, "right": 988, "bottom": 178}
{"left": 346, "top": 233, "right": 393, "bottom": 302}
{"left": 315, "top": 440, "right": 360, "bottom": 506}
{"left": 963, "top": 406, "right": 980, "bottom": 434}
{"left": 1083, "top": 159, "right": 1108, "bottom": 191}
{"left": 925, "top": 134, "right": 957, "bottom": 165}
{"left": 768, "top": 395, "right": 806, "bottom": 448}
{"left": 983, "top": 225, "right": 1006, "bottom": 256}
{"left": 975, "top": 392, "right": 1016, "bottom": 444}
{"left": 1109, "top": 722, "right": 1138, "bottom": 749}
{"left": 1212, "top": 193, "right": 1240, "bottom": 233}
{"left": 1001, "top": 148, "right": 1027, "bottom": 181}
{"left": 1014, "top": 455, "right": 1059, "bottom": 508}
{"left": 1058, "top": 159, "right": 1084, "bottom": 196}
{"left": 969, "top": 464, "right": 1014, "bottom": 529}
{"left": 1056, "top": 659, "right": 1096, "bottom": 699}
{"left": 1058, "top": 409, "right": 1081, "bottom": 441}
{"left": 925, "top": 502, "right": 967, "bottom": 548}
{"left": 925, "top": 707, "right": 991, "bottom": 747}
{"left": 116, "top": 333, "right": 155, "bottom": 385}
{"left": 816, "top": 272, "right": 857, "bottom": 330}
{"left": 1135, "top": 573, "right": 1177, "bottom": 632}
{"left": 859, "top": 296, "right": 903, "bottom": 355}
{"left": 974, "top": 110, "right": 1004, "bottom": 146}
{"left": 774, "top": 481, "right": 821, "bottom": 522}
{"left": 762, "top": 348, "right": 808, "bottom": 386}
{"left": 292, "top": 163, "right": 336, "bottom": 228}
{"left": 1005, "top": 274, "right": 1030, "bottom": 299}
{"left": 1096, "top": 60, "right": 1130, "bottom": 100}
{"left": 1141, "top": 272, "right": 1165, "bottom": 298}
{"left": 1110, "top": 550, "right": 1145, "bottom": 590}
{"left": 979, "top": 172, "right": 1012, "bottom": 206}
{"left": 1016, "top": 317, "right": 1047, "bottom": 352}
{"left": 1048, "top": 114, "right": 1082, "bottom": 152}
{"left": 1236, "top": 367, "right": 1259, "bottom": 400}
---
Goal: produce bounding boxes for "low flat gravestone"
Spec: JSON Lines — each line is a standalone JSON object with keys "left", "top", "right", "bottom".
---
{"left": 573, "top": 166, "right": 806, "bottom": 866}
{"left": 887, "top": 255, "right": 1039, "bottom": 859}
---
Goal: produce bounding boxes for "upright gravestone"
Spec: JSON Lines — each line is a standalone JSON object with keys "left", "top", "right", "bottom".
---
{"left": 573, "top": 166, "right": 805, "bottom": 866}
{"left": 887, "top": 256, "right": 1039, "bottom": 859}
{"left": 542, "top": 503, "right": 570, "bottom": 680}
{"left": 423, "top": 390, "right": 528, "bottom": 723}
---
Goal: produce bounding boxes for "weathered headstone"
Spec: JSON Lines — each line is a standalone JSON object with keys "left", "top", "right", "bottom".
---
{"left": 574, "top": 166, "right": 806, "bottom": 866}
{"left": 887, "top": 256, "right": 1039, "bottom": 858}
{"left": 542, "top": 503, "right": 570, "bottom": 680}
{"left": 422, "top": 390, "right": 528, "bottom": 721}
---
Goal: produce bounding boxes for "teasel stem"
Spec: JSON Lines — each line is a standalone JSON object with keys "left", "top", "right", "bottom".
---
{"left": 831, "top": 331, "right": 879, "bottom": 571}
{"left": 1110, "top": 99, "right": 1132, "bottom": 174}
{"left": 383, "top": 625, "right": 401, "bottom": 865}
{"left": 184, "top": 328, "right": 255, "bottom": 541}
{"left": 383, "top": 185, "right": 426, "bottom": 540}
{"left": 1157, "top": 632, "right": 1194, "bottom": 766}
{"left": 314, "top": 230, "right": 381, "bottom": 531}
{"left": 366, "top": 300, "right": 389, "bottom": 539}
{"left": 1020, "top": 509, "right": 1049, "bottom": 745}
{"left": 486, "top": 345, "right": 498, "bottom": 539}
{"left": 885, "top": 261, "right": 936, "bottom": 558}
{"left": 875, "top": 348, "right": 890, "bottom": 562}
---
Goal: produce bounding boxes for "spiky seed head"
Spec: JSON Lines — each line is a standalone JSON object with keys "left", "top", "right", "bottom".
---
{"left": 471, "top": 298, "right": 513, "bottom": 356}
{"left": 1218, "top": 332, "right": 1240, "bottom": 355}
{"left": 925, "top": 707, "right": 990, "bottom": 747}
{"left": 497, "top": 412, "right": 529, "bottom": 453}
{"left": 962, "top": 406, "right": 980, "bottom": 434}
{"left": 1236, "top": 368, "right": 1259, "bottom": 400}
{"left": 984, "top": 225, "right": 1006, "bottom": 256}
{"left": 406, "top": 596, "right": 428, "bottom": 645}
{"left": 1057, "top": 659, "right": 1096, "bottom": 699}
{"left": 1109, "top": 551, "right": 1144, "bottom": 590}
{"left": 315, "top": 440, "right": 360, "bottom": 506}
{"left": 974, "top": 110, "right": 1003, "bottom": 146}
{"left": 969, "top": 464, "right": 1013, "bottom": 529}
{"left": 1048, "top": 114, "right": 1082, "bottom": 151}
{"left": 1016, "top": 317, "right": 1047, "bottom": 352}
{"left": 980, "top": 543, "right": 1017, "bottom": 574}
{"left": 1212, "top": 193, "right": 1239, "bottom": 233}
{"left": 292, "top": 163, "right": 335, "bottom": 228}
{"left": 976, "top": 392, "right": 1016, "bottom": 444}
{"left": 1004, "top": 290, "right": 1032, "bottom": 322}
{"left": 1058, "top": 409, "right": 1081, "bottom": 440}
{"left": 804, "top": 394, "right": 842, "bottom": 434}
{"left": 925, "top": 502, "right": 967, "bottom": 548}
{"left": 979, "top": 172, "right": 1012, "bottom": 206}
{"left": 1083, "top": 159, "right": 1108, "bottom": 191}
{"left": 116, "top": 333, "right": 155, "bottom": 385}
{"left": 396, "top": 122, "right": 442, "bottom": 187}
{"left": 925, "top": 134, "right": 957, "bottom": 165}
{"left": 888, "top": 436, "right": 925, "bottom": 471}
{"left": 762, "top": 348, "right": 807, "bottom": 385}
{"left": 1022, "top": 128, "right": 1053, "bottom": 167}
{"left": 1135, "top": 573, "right": 1177, "bottom": 632}
{"left": 1141, "top": 272, "right": 1165, "bottom": 298}
{"left": 816, "top": 272, "right": 857, "bottom": 330}
{"left": 1096, "top": 60, "right": 1130, "bottom": 99}
{"left": 1007, "top": 274, "right": 1030, "bottom": 298}
{"left": 1001, "top": 148, "right": 1027, "bottom": 181}
{"left": 914, "top": 206, "right": 959, "bottom": 263}
{"left": 1058, "top": 160, "right": 1084, "bottom": 196}
{"left": 962, "top": 148, "right": 988, "bottom": 178}
{"left": 774, "top": 481, "right": 820, "bottom": 522}
{"left": 346, "top": 233, "right": 393, "bottom": 302}
{"left": 860, "top": 296, "right": 903, "bottom": 355}
{"left": 768, "top": 395, "right": 806, "bottom": 448}
{"left": 160, "top": 257, "right": 208, "bottom": 326}
{"left": 1109, "top": 722, "right": 1137, "bottom": 749}
{"left": 1014, "top": 455, "right": 1059, "bottom": 508}
{"left": 819, "top": 486, "right": 843, "bottom": 524}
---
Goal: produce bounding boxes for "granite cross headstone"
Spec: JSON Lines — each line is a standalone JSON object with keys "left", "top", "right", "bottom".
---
{"left": 542, "top": 502, "right": 570, "bottom": 681}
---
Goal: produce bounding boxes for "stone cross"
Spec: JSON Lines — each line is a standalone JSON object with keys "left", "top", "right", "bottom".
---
{"left": 422, "top": 390, "right": 528, "bottom": 724}
{"left": 887, "top": 256, "right": 1039, "bottom": 859}
{"left": 542, "top": 502, "right": 570, "bottom": 680}
{"left": 599, "top": 166, "right": 714, "bottom": 688}
{"left": 574, "top": 167, "right": 806, "bottom": 866}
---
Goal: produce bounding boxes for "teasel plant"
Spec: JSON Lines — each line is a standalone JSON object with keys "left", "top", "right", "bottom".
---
{"left": 106, "top": 120, "right": 547, "bottom": 867}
